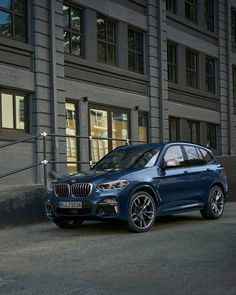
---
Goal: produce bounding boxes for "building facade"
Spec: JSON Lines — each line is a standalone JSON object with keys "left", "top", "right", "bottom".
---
{"left": 0, "top": 0, "right": 236, "bottom": 186}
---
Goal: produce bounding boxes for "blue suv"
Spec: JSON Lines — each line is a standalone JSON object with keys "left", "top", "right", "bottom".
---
{"left": 45, "top": 142, "right": 228, "bottom": 233}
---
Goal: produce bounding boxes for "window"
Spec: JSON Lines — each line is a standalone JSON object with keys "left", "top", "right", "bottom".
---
{"left": 97, "top": 15, "right": 117, "bottom": 65}
{"left": 198, "top": 148, "right": 213, "bottom": 164}
{"left": 207, "top": 123, "right": 217, "bottom": 149}
{"left": 128, "top": 28, "right": 144, "bottom": 74}
{"left": 169, "top": 117, "right": 180, "bottom": 141}
{"left": 66, "top": 102, "right": 78, "bottom": 173}
{"left": 232, "top": 9, "right": 236, "bottom": 43}
{"left": 187, "top": 120, "right": 200, "bottom": 144}
{"left": 167, "top": 42, "right": 177, "bottom": 83}
{"left": 184, "top": 145, "right": 205, "bottom": 166}
{"left": 63, "top": 4, "right": 83, "bottom": 56}
{"left": 206, "top": 57, "right": 216, "bottom": 93}
{"left": 233, "top": 66, "right": 236, "bottom": 110}
{"left": 166, "top": 0, "right": 176, "bottom": 14}
{"left": 185, "top": 0, "right": 197, "bottom": 23}
{"left": 233, "top": 66, "right": 236, "bottom": 98}
{"left": 0, "top": 92, "right": 28, "bottom": 131}
{"left": 90, "top": 106, "right": 130, "bottom": 162}
{"left": 0, "top": 0, "right": 27, "bottom": 42}
{"left": 138, "top": 113, "right": 148, "bottom": 143}
{"left": 164, "top": 145, "right": 185, "bottom": 167}
{"left": 186, "top": 49, "right": 198, "bottom": 88}
{"left": 205, "top": 0, "right": 214, "bottom": 32}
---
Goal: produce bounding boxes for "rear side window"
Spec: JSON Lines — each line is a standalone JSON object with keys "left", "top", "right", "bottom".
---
{"left": 164, "top": 145, "right": 185, "bottom": 167}
{"left": 184, "top": 145, "right": 205, "bottom": 166}
{"left": 198, "top": 148, "right": 214, "bottom": 164}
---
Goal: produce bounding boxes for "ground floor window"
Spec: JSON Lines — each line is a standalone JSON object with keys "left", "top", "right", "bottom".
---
{"left": 169, "top": 117, "right": 180, "bottom": 141}
{"left": 207, "top": 123, "right": 217, "bottom": 149}
{"left": 138, "top": 112, "right": 148, "bottom": 143}
{"left": 66, "top": 102, "right": 78, "bottom": 173}
{"left": 89, "top": 105, "right": 130, "bottom": 162}
{"left": 187, "top": 120, "right": 200, "bottom": 144}
{"left": 0, "top": 91, "right": 29, "bottom": 132}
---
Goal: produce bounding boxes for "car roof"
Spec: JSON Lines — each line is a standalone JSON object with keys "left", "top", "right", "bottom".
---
{"left": 115, "top": 141, "right": 212, "bottom": 152}
{"left": 115, "top": 143, "right": 164, "bottom": 151}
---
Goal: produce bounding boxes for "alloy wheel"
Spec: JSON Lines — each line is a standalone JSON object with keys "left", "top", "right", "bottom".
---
{"left": 130, "top": 193, "right": 155, "bottom": 230}
{"left": 210, "top": 187, "right": 224, "bottom": 217}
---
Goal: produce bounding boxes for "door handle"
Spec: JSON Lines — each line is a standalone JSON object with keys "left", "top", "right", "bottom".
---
{"left": 206, "top": 169, "right": 213, "bottom": 172}
{"left": 184, "top": 171, "right": 189, "bottom": 174}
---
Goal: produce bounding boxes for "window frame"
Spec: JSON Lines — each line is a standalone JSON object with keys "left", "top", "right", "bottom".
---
{"left": 65, "top": 99, "right": 80, "bottom": 172}
{"left": 0, "top": 90, "right": 29, "bottom": 133}
{"left": 205, "top": 56, "right": 216, "bottom": 93}
{"left": 233, "top": 65, "right": 236, "bottom": 108}
{"left": 63, "top": 2, "right": 84, "bottom": 57}
{"left": 205, "top": 0, "right": 215, "bottom": 32}
{"left": 166, "top": 0, "right": 176, "bottom": 14}
{"left": 167, "top": 41, "right": 177, "bottom": 83}
{"left": 169, "top": 117, "right": 180, "bottom": 141}
{"left": 128, "top": 27, "right": 144, "bottom": 74}
{"left": 89, "top": 104, "right": 131, "bottom": 155}
{"left": 186, "top": 49, "right": 199, "bottom": 89}
{"left": 185, "top": 0, "right": 197, "bottom": 23}
{"left": 0, "top": 0, "right": 27, "bottom": 42}
{"left": 97, "top": 14, "right": 117, "bottom": 66}
{"left": 187, "top": 120, "right": 200, "bottom": 144}
{"left": 207, "top": 123, "right": 217, "bottom": 150}
{"left": 232, "top": 9, "right": 236, "bottom": 44}
{"left": 138, "top": 112, "right": 148, "bottom": 143}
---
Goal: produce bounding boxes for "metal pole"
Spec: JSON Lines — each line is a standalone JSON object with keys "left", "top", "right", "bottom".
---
{"left": 42, "top": 132, "right": 48, "bottom": 187}
{"left": 88, "top": 136, "right": 93, "bottom": 167}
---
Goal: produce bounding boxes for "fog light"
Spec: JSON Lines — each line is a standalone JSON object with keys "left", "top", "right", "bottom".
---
{"left": 100, "top": 198, "right": 118, "bottom": 214}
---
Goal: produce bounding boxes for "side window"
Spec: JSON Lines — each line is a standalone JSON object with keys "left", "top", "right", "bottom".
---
{"left": 198, "top": 148, "right": 214, "bottom": 164}
{"left": 184, "top": 145, "right": 205, "bottom": 166}
{"left": 164, "top": 145, "right": 185, "bottom": 167}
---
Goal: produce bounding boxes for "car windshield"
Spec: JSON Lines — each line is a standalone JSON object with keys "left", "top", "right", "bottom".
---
{"left": 93, "top": 146, "right": 161, "bottom": 171}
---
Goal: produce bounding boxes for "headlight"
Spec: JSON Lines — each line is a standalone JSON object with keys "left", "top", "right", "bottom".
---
{"left": 96, "top": 180, "right": 129, "bottom": 191}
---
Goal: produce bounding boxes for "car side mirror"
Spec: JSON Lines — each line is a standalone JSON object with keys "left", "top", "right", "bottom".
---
{"left": 163, "top": 159, "right": 181, "bottom": 169}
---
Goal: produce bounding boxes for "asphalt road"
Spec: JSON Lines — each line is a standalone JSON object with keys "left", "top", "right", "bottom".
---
{"left": 0, "top": 203, "right": 236, "bottom": 295}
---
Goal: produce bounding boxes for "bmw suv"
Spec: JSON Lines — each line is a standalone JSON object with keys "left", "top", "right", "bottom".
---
{"left": 45, "top": 142, "right": 228, "bottom": 233}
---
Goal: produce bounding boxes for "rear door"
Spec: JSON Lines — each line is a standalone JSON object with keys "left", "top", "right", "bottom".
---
{"left": 182, "top": 145, "right": 206, "bottom": 205}
{"left": 157, "top": 145, "right": 192, "bottom": 209}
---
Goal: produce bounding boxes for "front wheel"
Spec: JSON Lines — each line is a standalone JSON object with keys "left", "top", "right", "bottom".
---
{"left": 127, "top": 191, "right": 156, "bottom": 233}
{"left": 200, "top": 186, "right": 225, "bottom": 220}
{"left": 53, "top": 218, "right": 83, "bottom": 229}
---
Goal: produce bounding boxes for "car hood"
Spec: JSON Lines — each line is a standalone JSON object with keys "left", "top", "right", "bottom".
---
{"left": 56, "top": 168, "right": 140, "bottom": 184}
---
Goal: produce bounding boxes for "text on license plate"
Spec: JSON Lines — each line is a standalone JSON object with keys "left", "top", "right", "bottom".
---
{"left": 59, "top": 202, "right": 82, "bottom": 209}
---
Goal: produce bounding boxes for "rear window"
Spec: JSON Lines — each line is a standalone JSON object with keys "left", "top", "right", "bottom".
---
{"left": 198, "top": 148, "right": 214, "bottom": 164}
{"left": 184, "top": 145, "right": 206, "bottom": 167}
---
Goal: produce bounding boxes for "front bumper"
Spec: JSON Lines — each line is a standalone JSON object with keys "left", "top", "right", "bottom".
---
{"left": 45, "top": 195, "right": 123, "bottom": 221}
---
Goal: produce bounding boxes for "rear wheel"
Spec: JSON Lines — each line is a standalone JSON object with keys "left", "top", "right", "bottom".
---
{"left": 53, "top": 218, "right": 83, "bottom": 229}
{"left": 127, "top": 191, "right": 156, "bottom": 233}
{"left": 200, "top": 186, "right": 225, "bottom": 220}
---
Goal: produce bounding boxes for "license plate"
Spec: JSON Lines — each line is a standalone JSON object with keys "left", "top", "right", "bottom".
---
{"left": 59, "top": 202, "right": 82, "bottom": 209}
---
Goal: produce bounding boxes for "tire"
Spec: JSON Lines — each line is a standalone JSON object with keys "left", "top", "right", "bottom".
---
{"left": 53, "top": 218, "right": 83, "bottom": 229}
{"left": 200, "top": 185, "right": 225, "bottom": 220}
{"left": 127, "top": 191, "right": 156, "bottom": 233}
